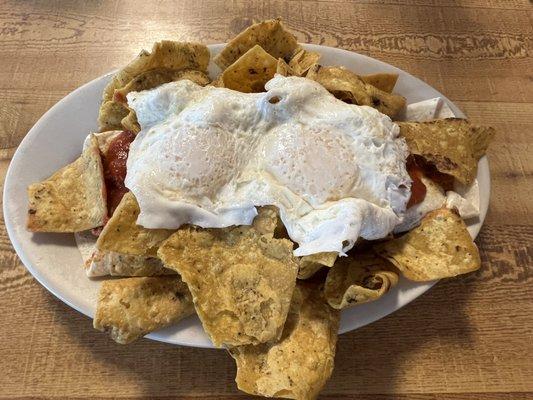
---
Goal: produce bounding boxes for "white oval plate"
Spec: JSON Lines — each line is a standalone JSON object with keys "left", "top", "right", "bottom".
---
{"left": 3, "top": 44, "right": 490, "bottom": 348}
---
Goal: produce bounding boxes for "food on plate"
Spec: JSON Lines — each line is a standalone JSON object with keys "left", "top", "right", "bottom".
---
{"left": 24, "top": 18, "right": 495, "bottom": 400}
{"left": 125, "top": 75, "right": 411, "bottom": 256}
{"left": 398, "top": 119, "right": 495, "bottom": 184}
{"left": 324, "top": 253, "right": 398, "bottom": 309}
{"left": 96, "top": 192, "right": 173, "bottom": 256}
{"left": 375, "top": 208, "right": 481, "bottom": 281}
{"left": 361, "top": 72, "right": 399, "bottom": 93}
{"left": 27, "top": 135, "right": 106, "bottom": 232}
{"left": 214, "top": 18, "right": 298, "bottom": 70}
{"left": 94, "top": 276, "right": 194, "bottom": 344}
{"left": 157, "top": 219, "right": 299, "bottom": 347}
{"left": 306, "top": 65, "right": 406, "bottom": 118}
{"left": 102, "top": 41, "right": 210, "bottom": 102}
{"left": 98, "top": 100, "right": 131, "bottom": 132}
{"left": 219, "top": 44, "right": 277, "bottom": 92}
{"left": 298, "top": 252, "right": 338, "bottom": 280}
{"left": 88, "top": 250, "right": 175, "bottom": 277}
{"left": 229, "top": 283, "right": 340, "bottom": 400}
{"left": 288, "top": 48, "right": 321, "bottom": 76}
{"left": 98, "top": 41, "right": 210, "bottom": 131}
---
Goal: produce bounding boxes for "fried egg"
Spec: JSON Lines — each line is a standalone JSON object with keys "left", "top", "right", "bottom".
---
{"left": 125, "top": 75, "right": 411, "bottom": 256}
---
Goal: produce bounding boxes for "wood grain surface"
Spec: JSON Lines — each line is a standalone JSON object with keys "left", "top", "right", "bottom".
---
{"left": 0, "top": 0, "right": 532, "bottom": 399}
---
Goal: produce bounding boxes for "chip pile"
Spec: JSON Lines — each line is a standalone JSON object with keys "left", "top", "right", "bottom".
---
{"left": 25, "top": 18, "right": 494, "bottom": 400}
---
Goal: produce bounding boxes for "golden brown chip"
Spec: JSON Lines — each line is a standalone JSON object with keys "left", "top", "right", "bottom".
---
{"left": 214, "top": 18, "right": 298, "bottom": 70}
{"left": 276, "top": 58, "right": 295, "bottom": 76}
{"left": 96, "top": 192, "right": 173, "bottom": 256}
{"left": 307, "top": 65, "right": 406, "bottom": 118}
{"left": 375, "top": 208, "right": 481, "bottom": 281}
{"left": 157, "top": 225, "right": 299, "bottom": 347}
{"left": 27, "top": 135, "right": 106, "bottom": 232}
{"left": 94, "top": 276, "right": 194, "bottom": 344}
{"left": 398, "top": 119, "right": 495, "bottom": 185}
{"left": 113, "top": 68, "right": 210, "bottom": 103}
{"left": 288, "top": 48, "right": 321, "bottom": 76}
{"left": 98, "top": 100, "right": 130, "bottom": 131}
{"left": 361, "top": 73, "right": 399, "bottom": 93}
{"left": 87, "top": 250, "right": 176, "bottom": 277}
{"left": 298, "top": 252, "right": 338, "bottom": 280}
{"left": 209, "top": 75, "right": 225, "bottom": 88}
{"left": 91, "top": 130, "right": 122, "bottom": 154}
{"left": 102, "top": 41, "right": 209, "bottom": 102}
{"left": 221, "top": 45, "right": 277, "bottom": 93}
{"left": 120, "top": 108, "right": 140, "bottom": 133}
{"left": 229, "top": 282, "right": 340, "bottom": 400}
{"left": 324, "top": 253, "right": 398, "bottom": 309}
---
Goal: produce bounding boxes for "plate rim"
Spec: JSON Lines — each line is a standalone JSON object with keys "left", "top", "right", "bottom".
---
{"left": 3, "top": 43, "right": 490, "bottom": 348}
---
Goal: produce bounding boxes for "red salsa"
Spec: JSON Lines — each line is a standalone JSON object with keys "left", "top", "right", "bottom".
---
{"left": 406, "top": 156, "right": 427, "bottom": 208}
{"left": 102, "top": 130, "right": 135, "bottom": 215}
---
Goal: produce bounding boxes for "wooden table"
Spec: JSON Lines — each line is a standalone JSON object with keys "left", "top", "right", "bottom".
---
{"left": 1, "top": 1, "right": 531, "bottom": 399}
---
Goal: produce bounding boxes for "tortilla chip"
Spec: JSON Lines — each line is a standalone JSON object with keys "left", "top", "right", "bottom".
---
{"left": 324, "top": 253, "right": 398, "bottom": 309}
{"left": 214, "top": 18, "right": 298, "bottom": 70}
{"left": 276, "top": 58, "right": 295, "bottom": 76}
{"left": 307, "top": 65, "right": 406, "bottom": 118}
{"left": 361, "top": 73, "right": 399, "bottom": 93}
{"left": 87, "top": 250, "right": 176, "bottom": 277}
{"left": 97, "top": 100, "right": 130, "bottom": 131}
{"left": 96, "top": 192, "right": 173, "bottom": 256}
{"left": 221, "top": 45, "right": 277, "bottom": 93}
{"left": 27, "top": 135, "right": 106, "bottom": 232}
{"left": 229, "top": 283, "right": 340, "bottom": 400}
{"left": 375, "top": 208, "right": 481, "bottom": 281}
{"left": 288, "top": 48, "right": 321, "bottom": 76}
{"left": 102, "top": 41, "right": 209, "bottom": 102}
{"left": 90, "top": 130, "right": 122, "bottom": 154}
{"left": 121, "top": 108, "right": 140, "bottom": 133}
{"left": 113, "top": 68, "right": 210, "bottom": 103}
{"left": 157, "top": 225, "right": 299, "bottom": 347}
{"left": 398, "top": 118, "right": 495, "bottom": 185}
{"left": 298, "top": 252, "right": 337, "bottom": 279}
{"left": 94, "top": 276, "right": 194, "bottom": 344}
{"left": 209, "top": 75, "right": 225, "bottom": 88}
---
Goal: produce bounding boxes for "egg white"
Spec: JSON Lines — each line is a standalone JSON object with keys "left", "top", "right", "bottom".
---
{"left": 125, "top": 75, "right": 412, "bottom": 256}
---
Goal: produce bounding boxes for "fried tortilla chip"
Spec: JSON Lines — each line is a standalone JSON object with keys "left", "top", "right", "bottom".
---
{"left": 361, "top": 73, "right": 399, "bottom": 93}
{"left": 121, "top": 108, "right": 140, "bottom": 133}
{"left": 229, "top": 283, "right": 340, "bottom": 400}
{"left": 27, "top": 135, "right": 106, "bottom": 232}
{"left": 324, "top": 253, "right": 398, "bottom": 309}
{"left": 376, "top": 208, "right": 481, "bottom": 281}
{"left": 398, "top": 119, "right": 495, "bottom": 185}
{"left": 298, "top": 252, "right": 338, "bottom": 280}
{"left": 102, "top": 41, "right": 209, "bottom": 102}
{"left": 96, "top": 192, "right": 173, "bottom": 256}
{"left": 214, "top": 18, "right": 298, "bottom": 70}
{"left": 288, "top": 48, "right": 321, "bottom": 76}
{"left": 89, "top": 130, "right": 122, "bottom": 154}
{"left": 209, "top": 75, "right": 225, "bottom": 88}
{"left": 307, "top": 65, "right": 406, "bottom": 118}
{"left": 220, "top": 45, "right": 277, "bottom": 93}
{"left": 113, "top": 68, "right": 210, "bottom": 103}
{"left": 87, "top": 250, "right": 176, "bottom": 277}
{"left": 276, "top": 58, "right": 295, "bottom": 76}
{"left": 157, "top": 225, "right": 299, "bottom": 347}
{"left": 94, "top": 276, "right": 194, "bottom": 344}
{"left": 98, "top": 100, "right": 130, "bottom": 131}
